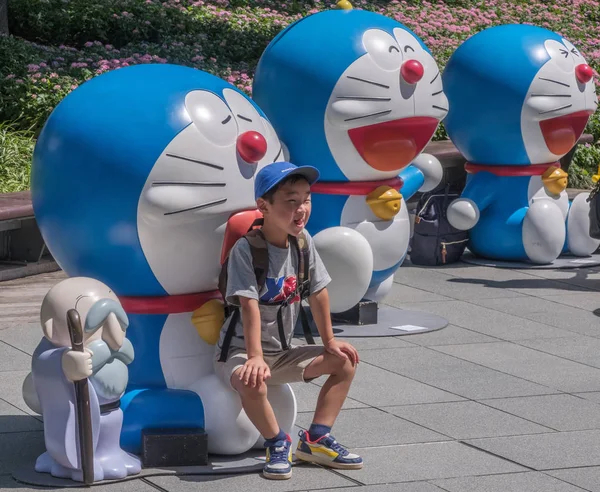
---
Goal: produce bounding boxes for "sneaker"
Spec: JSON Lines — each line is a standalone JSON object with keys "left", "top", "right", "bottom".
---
{"left": 263, "top": 435, "right": 293, "bottom": 480}
{"left": 295, "top": 430, "right": 363, "bottom": 469}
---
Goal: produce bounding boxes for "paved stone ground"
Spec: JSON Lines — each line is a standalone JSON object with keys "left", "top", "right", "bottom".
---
{"left": 2, "top": 260, "right": 600, "bottom": 491}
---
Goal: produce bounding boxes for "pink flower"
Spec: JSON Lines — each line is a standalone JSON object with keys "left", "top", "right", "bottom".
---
{"left": 54, "top": 85, "right": 62, "bottom": 90}
{"left": 31, "top": 94, "right": 37, "bottom": 99}
{"left": 5, "top": 74, "right": 15, "bottom": 79}
{"left": 84, "top": 42, "right": 94, "bottom": 47}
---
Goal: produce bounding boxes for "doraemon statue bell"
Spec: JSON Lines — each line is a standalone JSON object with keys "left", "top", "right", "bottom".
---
{"left": 31, "top": 63, "right": 296, "bottom": 457}
{"left": 253, "top": 3, "right": 446, "bottom": 312}
{"left": 443, "top": 24, "right": 600, "bottom": 264}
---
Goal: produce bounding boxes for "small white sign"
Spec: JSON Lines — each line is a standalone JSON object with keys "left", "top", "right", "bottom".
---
{"left": 390, "top": 325, "right": 427, "bottom": 332}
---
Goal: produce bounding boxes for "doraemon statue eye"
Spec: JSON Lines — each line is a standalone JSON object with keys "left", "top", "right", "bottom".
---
{"left": 223, "top": 88, "right": 269, "bottom": 164}
{"left": 394, "top": 28, "right": 425, "bottom": 57}
{"left": 185, "top": 90, "right": 237, "bottom": 146}
{"left": 544, "top": 40, "right": 575, "bottom": 73}
{"left": 362, "top": 29, "right": 403, "bottom": 71}
{"left": 223, "top": 88, "right": 267, "bottom": 136}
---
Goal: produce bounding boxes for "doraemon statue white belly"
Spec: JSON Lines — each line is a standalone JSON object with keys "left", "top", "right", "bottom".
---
{"left": 443, "top": 24, "right": 600, "bottom": 263}
{"left": 253, "top": 5, "right": 445, "bottom": 312}
{"left": 31, "top": 63, "right": 295, "bottom": 456}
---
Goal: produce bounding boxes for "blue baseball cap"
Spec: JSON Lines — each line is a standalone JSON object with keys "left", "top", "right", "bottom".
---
{"left": 254, "top": 161, "right": 320, "bottom": 200}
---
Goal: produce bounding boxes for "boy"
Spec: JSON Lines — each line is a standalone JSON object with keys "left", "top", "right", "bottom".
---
{"left": 214, "top": 161, "right": 363, "bottom": 480}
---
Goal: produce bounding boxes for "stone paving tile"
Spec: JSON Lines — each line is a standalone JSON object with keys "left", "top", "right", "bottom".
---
{"left": 396, "top": 324, "right": 499, "bottom": 347}
{"left": 389, "top": 300, "right": 576, "bottom": 341}
{"left": 386, "top": 401, "right": 552, "bottom": 440}
{"left": 0, "top": 341, "right": 33, "bottom": 372}
{"left": 440, "top": 276, "right": 596, "bottom": 298}
{"left": 311, "top": 361, "right": 464, "bottom": 407}
{"left": 0, "top": 370, "right": 39, "bottom": 418}
{"left": 0, "top": 431, "right": 45, "bottom": 475}
{"left": 436, "top": 342, "right": 600, "bottom": 393}
{"left": 334, "top": 441, "right": 525, "bottom": 484}
{"left": 471, "top": 297, "right": 600, "bottom": 337}
{"left": 0, "top": 323, "right": 43, "bottom": 356}
{"left": 432, "top": 471, "right": 588, "bottom": 491}
{"left": 392, "top": 267, "right": 525, "bottom": 301}
{"left": 481, "top": 394, "right": 600, "bottom": 432}
{"left": 295, "top": 408, "right": 447, "bottom": 448}
{"left": 517, "top": 336, "right": 600, "bottom": 368}
{"left": 464, "top": 429, "right": 600, "bottom": 470}
{"left": 0, "top": 400, "right": 43, "bottom": 433}
{"left": 541, "top": 293, "right": 600, "bottom": 312}
{"left": 360, "top": 347, "right": 556, "bottom": 400}
{"left": 329, "top": 484, "right": 446, "bottom": 492}
{"left": 547, "top": 467, "right": 600, "bottom": 492}
{"left": 573, "top": 391, "right": 600, "bottom": 404}
{"left": 0, "top": 476, "right": 156, "bottom": 492}
{"left": 385, "top": 282, "right": 453, "bottom": 304}
{"left": 146, "top": 465, "right": 356, "bottom": 492}
{"left": 289, "top": 382, "right": 367, "bottom": 413}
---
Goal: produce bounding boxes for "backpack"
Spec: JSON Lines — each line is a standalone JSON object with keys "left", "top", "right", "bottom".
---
{"left": 410, "top": 184, "right": 469, "bottom": 266}
{"left": 217, "top": 218, "right": 315, "bottom": 362}
{"left": 588, "top": 180, "right": 600, "bottom": 239}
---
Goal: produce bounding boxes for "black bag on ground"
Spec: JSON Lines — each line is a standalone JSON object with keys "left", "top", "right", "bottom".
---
{"left": 588, "top": 181, "right": 600, "bottom": 239}
{"left": 410, "top": 184, "right": 469, "bottom": 266}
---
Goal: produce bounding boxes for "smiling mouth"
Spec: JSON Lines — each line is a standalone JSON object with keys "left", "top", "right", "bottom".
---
{"left": 348, "top": 117, "right": 439, "bottom": 171}
{"left": 539, "top": 110, "right": 592, "bottom": 156}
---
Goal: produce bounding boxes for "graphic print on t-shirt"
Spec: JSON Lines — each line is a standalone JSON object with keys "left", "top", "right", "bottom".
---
{"left": 261, "top": 275, "right": 300, "bottom": 304}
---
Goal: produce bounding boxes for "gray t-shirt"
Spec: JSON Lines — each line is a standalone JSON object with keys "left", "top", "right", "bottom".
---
{"left": 215, "top": 230, "right": 331, "bottom": 357}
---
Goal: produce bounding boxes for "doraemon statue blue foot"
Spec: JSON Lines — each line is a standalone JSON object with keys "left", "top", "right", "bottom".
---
{"left": 253, "top": 4, "right": 446, "bottom": 312}
{"left": 443, "top": 24, "right": 600, "bottom": 264}
{"left": 31, "top": 63, "right": 293, "bottom": 456}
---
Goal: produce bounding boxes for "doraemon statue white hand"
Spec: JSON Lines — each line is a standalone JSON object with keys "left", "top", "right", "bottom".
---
{"left": 31, "top": 63, "right": 294, "bottom": 456}
{"left": 443, "top": 24, "right": 600, "bottom": 263}
{"left": 252, "top": 4, "right": 446, "bottom": 312}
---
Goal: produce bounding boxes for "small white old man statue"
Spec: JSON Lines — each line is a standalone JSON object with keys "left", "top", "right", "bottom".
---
{"left": 22, "top": 277, "right": 141, "bottom": 482}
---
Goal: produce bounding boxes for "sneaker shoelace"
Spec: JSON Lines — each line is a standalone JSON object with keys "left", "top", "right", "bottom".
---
{"left": 268, "top": 440, "right": 290, "bottom": 463}
{"left": 320, "top": 434, "right": 349, "bottom": 457}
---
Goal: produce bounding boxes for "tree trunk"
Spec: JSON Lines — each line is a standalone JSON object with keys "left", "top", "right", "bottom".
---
{"left": 0, "top": 0, "right": 8, "bottom": 36}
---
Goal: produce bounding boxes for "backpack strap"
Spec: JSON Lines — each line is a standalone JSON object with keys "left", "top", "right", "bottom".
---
{"left": 218, "top": 223, "right": 269, "bottom": 363}
{"left": 218, "top": 308, "right": 240, "bottom": 362}
{"left": 244, "top": 229, "right": 269, "bottom": 293}
{"left": 290, "top": 232, "right": 315, "bottom": 345}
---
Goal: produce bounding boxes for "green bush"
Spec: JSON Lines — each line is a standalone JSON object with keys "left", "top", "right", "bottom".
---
{"left": 0, "top": 123, "right": 34, "bottom": 193}
{"left": 570, "top": 143, "right": 600, "bottom": 190}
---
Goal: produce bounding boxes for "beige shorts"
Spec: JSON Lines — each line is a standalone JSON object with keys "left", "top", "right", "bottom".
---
{"left": 214, "top": 345, "right": 326, "bottom": 389}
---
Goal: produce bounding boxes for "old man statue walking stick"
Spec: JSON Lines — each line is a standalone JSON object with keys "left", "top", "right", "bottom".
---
{"left": 67, "top": 308, "right": 94, "bottom": 485}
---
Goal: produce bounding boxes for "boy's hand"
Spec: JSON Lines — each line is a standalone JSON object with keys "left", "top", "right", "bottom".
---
{"left": 239, "top": 356, "right": 271, "bottom": 387}
{"left": 324, "top": 339, "right": 359, "bottom": 367}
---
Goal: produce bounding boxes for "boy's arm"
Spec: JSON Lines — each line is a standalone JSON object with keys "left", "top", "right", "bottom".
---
{"left": 225, "top": 241, "right": 270, "bottom": 386}
{"left": 239, "top": 297, "right": 263, "bottom": 358}
{"left": 238, "top": 296, "right": 271, "bottom": 387}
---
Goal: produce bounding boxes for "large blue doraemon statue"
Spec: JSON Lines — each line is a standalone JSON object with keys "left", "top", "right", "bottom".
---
{"left": 31, "top": 63, "right": 297, "bottom": 456}
{"left": 443, "top": 24, "right": 600, "bottom": 263}
{"left": 253, "top": 4, "right": 446, "bottom": 312}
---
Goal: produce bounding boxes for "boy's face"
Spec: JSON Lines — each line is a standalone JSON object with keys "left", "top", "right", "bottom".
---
{"left": 259, "top": 178, "right": 312, "bottom": 237}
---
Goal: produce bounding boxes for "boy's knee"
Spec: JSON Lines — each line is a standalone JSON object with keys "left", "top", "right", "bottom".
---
{"left": 331, "top": 355, "right": 356, "bottom": 379}
{"left": 236, "top": 380, "right": 268, "bottom": 400}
